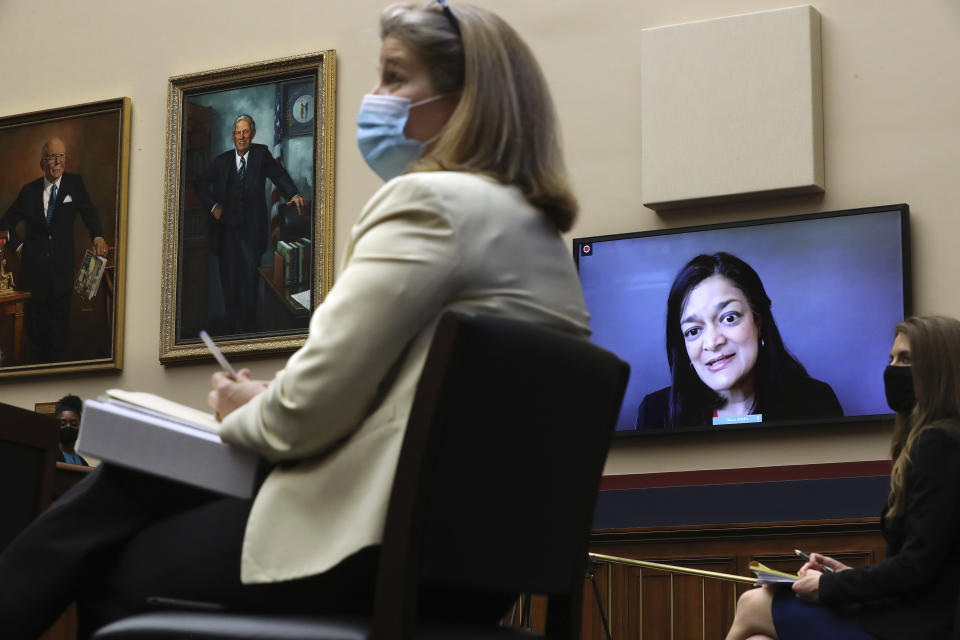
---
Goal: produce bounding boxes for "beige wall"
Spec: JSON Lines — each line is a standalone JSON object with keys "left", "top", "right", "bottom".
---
{"left": 1, "top": 0, "right": 958, "bottom": 475}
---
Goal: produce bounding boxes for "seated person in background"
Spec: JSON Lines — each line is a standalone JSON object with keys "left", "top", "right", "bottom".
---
{"left": 637, "top": 252, "right": 843, "bottom": 430}
{"left": 55, "top": 394, "right": 88, "bottom": 466}
{"left": 726, "top": 315, "right": 960, "bottom": 640}
{"left": 0, "top": 3, "right": 590, "bottom": 638}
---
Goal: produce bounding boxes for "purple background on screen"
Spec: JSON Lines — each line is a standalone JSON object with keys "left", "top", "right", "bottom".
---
{"left": 577, "top": 209, "right": 906, "bottom": 431}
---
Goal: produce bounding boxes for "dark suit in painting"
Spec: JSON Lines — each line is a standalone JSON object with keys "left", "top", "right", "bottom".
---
{"left": 193, "top": 143, "right": 300, "bottom": 335}
{"left": 0, "top": 173, "right": 104, "bottom": 363}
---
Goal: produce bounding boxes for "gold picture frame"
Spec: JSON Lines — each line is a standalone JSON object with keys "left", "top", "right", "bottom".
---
{"left": 0, "top": 98, "right": 131, "bottom": 377}
{"left": 159, "top": 51, "right": 336, "bottom": 364}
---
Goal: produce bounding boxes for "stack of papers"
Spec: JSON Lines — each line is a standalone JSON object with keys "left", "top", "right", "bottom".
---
{"left": 749, "top": 561, "right": 799, "bottom": 585}
{"left": 77, "top": 390, "right": 261, "bottom": 498}
{"left": 103, "top": 389, "right": 221, "bottom": 432}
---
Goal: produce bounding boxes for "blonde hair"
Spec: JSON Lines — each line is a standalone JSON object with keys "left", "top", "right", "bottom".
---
{"left": 887, "top": 316, "right": 960, "bottom": 516}
{"left": 380, "top": 3, "right": 578, "bottom": 232}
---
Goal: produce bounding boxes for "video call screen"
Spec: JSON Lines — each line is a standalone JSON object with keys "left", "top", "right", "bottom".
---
{"left": 575, "top": 205, "right": 910, "bottom": 433}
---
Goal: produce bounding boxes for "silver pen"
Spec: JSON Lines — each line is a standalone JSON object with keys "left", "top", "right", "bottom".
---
{"left": 795, "top": 549, "right": 836, "bottom": 574}
{"left": 199, "top": 330, "right": 238, "bottom": 379}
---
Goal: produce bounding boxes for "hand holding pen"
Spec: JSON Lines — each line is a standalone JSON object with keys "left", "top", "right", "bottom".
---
{"left": 202, "top": 330, "right": 269, "bottom": 420}
{"left": 795, "top": 549, "right": 849, "bottom": 575}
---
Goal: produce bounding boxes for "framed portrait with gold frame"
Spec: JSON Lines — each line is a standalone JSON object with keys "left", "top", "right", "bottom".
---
{"left": 159, "top": 51, "right": 336, "bottom": 365}
{"left": 0, "top": 98, "right": 131, "bottom": 378}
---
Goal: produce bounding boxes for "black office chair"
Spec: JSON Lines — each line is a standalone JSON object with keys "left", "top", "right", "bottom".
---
{"left": 92, "top": 311, "right": 630, "bottom": 640}
{"left": 954, "top": 583, "right": 960, "bottom": 640}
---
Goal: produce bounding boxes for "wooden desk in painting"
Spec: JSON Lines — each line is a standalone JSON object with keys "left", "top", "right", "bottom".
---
{"left": 0, "top": 290, "right": 30, "bottom": 366}
{"left": 258, "top": 265, "right": 310, "bottom": 331}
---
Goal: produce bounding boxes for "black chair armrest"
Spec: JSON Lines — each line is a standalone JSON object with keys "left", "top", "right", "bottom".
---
{"left": 92, "top": 611, "right": 371, "bottom": 640}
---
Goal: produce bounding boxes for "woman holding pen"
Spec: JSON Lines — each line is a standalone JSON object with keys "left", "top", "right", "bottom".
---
{"left": 0, "top": 3, "right": 590, "bottom": 637}
{"left": 727, "top": 315, "right": 960, "bottom": 640}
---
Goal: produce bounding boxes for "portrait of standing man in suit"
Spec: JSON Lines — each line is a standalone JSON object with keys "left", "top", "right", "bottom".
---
{"left": 0, "top": 137, "right": 108, "bottom": 363}
{"left": 193, "top": 115, "right": 305, "bottom": 336}
{"left": 161, "top": 57, "right": 334, "bottom": 364}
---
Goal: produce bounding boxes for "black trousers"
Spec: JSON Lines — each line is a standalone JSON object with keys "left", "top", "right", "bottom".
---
{"left": 0, "top": 464, "right": 377, "bottom": 640}
{"left": 216, "top": 227, "right": 261, "bottom": 335}
{"left": 24, "top": 290, "right": 72, "bottom": 363}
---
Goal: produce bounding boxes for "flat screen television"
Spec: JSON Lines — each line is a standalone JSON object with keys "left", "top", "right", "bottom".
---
{"left": 574, "top": 204, "right": 911, "bottom": 434}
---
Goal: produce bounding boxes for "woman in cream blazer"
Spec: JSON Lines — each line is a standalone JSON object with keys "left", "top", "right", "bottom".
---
{"left": 219, "top": 170, "right": 590, "bottom": 584}
{"left": 0, "top": 4, "right": 590, "bottom": 637}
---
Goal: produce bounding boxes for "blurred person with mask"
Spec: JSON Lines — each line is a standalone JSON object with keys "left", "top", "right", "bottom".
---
{"left": 55, "top": 394, "right": 88, "bottom": 466}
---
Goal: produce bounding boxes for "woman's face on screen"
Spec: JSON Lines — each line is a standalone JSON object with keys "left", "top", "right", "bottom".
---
{"left": 679, "top": 274, "right": 760, "bottom": 398}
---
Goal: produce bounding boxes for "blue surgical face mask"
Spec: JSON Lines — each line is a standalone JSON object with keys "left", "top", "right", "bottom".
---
{"left": 356, "top": 93, "right": 449, "bottom": 181}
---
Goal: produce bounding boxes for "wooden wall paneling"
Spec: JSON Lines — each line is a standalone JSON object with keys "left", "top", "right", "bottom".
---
{"left": 641, "top": 570, "right": 672, "bottom": 639}
{"left": 585, "top": 519, "right": 886, "bottom": 639}
{"left": 495, "top": 519, "right": 885, "bottom": 637}
{"left": 702, "top": 573, "right": 739, "bottom": 639}
{"left": 674, "top": 573, "right": 703, "bottom": 639}
{"left": 502, "top": 593, "right": 548, "bottom": 634}
{"left": 604, "top": 556, "right": 740, "bottom": 639}
{"left": 674, "top": 557, "right": 739, "bottom": 639}
{"left": 581, "top": 557, "right": 611, "bottom": 640}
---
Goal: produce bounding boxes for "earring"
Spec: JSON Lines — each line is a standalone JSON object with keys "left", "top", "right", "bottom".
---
{"left": 761, "top": 338, "right": 765, "bottom": 348}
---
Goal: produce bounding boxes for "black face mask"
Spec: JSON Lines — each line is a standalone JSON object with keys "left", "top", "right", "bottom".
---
{"left": 59, "top": 426, "right": 79, "bottom": 446}
{"left": 884, "top": 365, "right": 915, "bottom": 415}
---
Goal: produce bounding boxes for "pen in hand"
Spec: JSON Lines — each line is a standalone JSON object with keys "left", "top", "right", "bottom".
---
{"left": 199, "top": 330, "right": 238, "bottom": 380}
{"left": 795, "top": 549, "right": 836, "bottom": 574}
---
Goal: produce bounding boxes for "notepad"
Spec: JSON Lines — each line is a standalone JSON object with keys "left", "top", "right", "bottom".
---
{"left": 77, "top": 391, "right": 261, "bottom": 498}
{"left": 749, "top": 561, "right": 799, "bottom": 585}
{"left": 104, "top": 389, "right": 221, "bottom": 432}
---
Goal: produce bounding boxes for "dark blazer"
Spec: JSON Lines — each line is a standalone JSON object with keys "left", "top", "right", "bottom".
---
{"left": 0, "top": 173, "right": 103, "bottom": 299}
{"left": 193, "top": 143, "right": 299, "bottom": 258}
{"left": 635, "top": 376, "right": 843, "bottom": 430}
{"left": 819, "top": 423, "right": 960, "bottom": 640}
